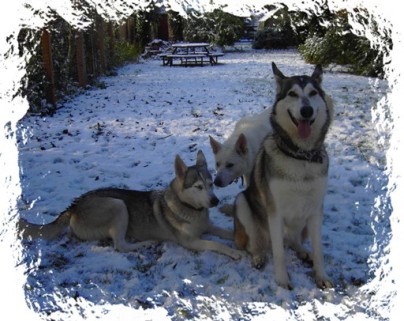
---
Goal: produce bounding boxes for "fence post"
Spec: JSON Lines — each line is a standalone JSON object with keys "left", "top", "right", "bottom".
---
{"left": 127, "top": 16, "right": 134, "bottom": 43}
{"left": 96, "top": 16, "right": 107, "bottom": 74}
{"left": 107, "top": 22, "right": 115, "bottom": 68}
{"left": 41, "top": 29, "right": 56, "bottom": 106}
{"left": 75, "top": 30, "right": 87, "bottom": 88}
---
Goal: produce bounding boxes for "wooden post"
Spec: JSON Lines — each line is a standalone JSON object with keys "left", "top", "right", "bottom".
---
{"left": 75, "top": 30, "right": 87, "bottom": 88}
{"left": 107, "top": 22, "right": 115, "bottom": 68}
{"left": 88, "top": 30, "right": 96, "bottom": 77}
{"left": 119, "top": 22, "right": 126, "bottom": 41}
{"left": 41, "top": 29, "right": 56, "bottom": 105}
{"left": 159, "top": 14, "right": 169, "bottom": 41}
{"left": 96, "top": 16, "right": 107, "bottom": 74}
{"left": 127, "top": 16, "right": 134, "bottom": 43}
{"left": 167, "top": 12, "right": 174, "bottom": 42}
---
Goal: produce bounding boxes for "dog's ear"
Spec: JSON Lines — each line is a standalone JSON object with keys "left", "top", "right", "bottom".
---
{"left": 196, "top": 150, "right": 207, "bottom": 169}
{"left": 174, "top": 155, "right": 188, "bottom": 181}
{"left": 272, "top": 62, "right": 286, "bottom": 94}
{"left": 235, "top": 133, "right": 248, "bottom": 156}
{"left": 209, "top": 135, "right": 222, "bottom": 155}
{"left": 312, "top": 64, "right": 323, "bottom": 85}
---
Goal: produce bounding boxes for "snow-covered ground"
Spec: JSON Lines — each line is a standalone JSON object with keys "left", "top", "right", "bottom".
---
{"left": 16, "top": 50, "right": 392, "bottom": 320}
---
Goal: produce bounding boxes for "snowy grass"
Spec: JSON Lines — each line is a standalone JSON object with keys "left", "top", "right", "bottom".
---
{"left": 17, "top": 50, "right": 391, "bottom": 320}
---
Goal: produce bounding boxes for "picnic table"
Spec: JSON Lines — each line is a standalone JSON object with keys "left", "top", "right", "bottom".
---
{"left": 160, "top": 43, "right": 224, "bottom": 67}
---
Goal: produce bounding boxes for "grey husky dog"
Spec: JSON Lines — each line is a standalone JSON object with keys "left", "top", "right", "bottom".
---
{"left": 234, "top": 63, "right": 334, "bottom": 289}
{"left": 18, "top": 150, "right": 241, "bottom": 260}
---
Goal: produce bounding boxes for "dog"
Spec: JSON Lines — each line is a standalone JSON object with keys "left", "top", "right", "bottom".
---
{"left": 18, "top": 150, "right": 242, "bottom": 260}
{"left": 234, "top": 62, "right": 334, "bottom": 289}
{"left": 209, "top": 108, "right": 272, "bottom": 187}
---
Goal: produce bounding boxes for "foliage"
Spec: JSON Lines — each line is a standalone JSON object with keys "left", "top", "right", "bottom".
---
{"left": 252, "top": 29, "right": 289, "bottom": 49}
{"left": 298, "top": 9, "right": 388, "bottom": 77}
{"left": 133, "top": 7, "right": 160, "bottom": 47}
{"left": 114, "top": 41, "right": 142, "bottom": 66}
{"left": 17, "top": 18, "right": 76, "bottom": 114}
{"left": 183, "top": 8, "right": 244, "bottom": 47}
{"left": 253, "top": 4, "right": 298, "bottom": 49}
{"left": 255, "top": 2, "right": 390, "bottom": 77}
{"left": 168, "top": 11, "right": 184, "bottom": 42}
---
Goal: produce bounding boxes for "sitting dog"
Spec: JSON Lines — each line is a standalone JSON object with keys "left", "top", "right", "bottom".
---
{"left": 234, "top": 63, "right": 334, "bottom": 288}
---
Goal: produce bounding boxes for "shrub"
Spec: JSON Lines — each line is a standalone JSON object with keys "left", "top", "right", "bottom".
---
{"left": 253, "top": 4, "right": 299, "bottom": 49}
{"left": 114, "top": 41, "right": 142, "bottom": 66}
{"left": 298, "top": 11, "right": 386, "bottom": 77}
{"left": 256, "top": 3, "right": 389, "bottom": 77}
{"left": 183, "top": 8, "right": 244, "bottom": 47}
{"left": 252, "top": 28, "right": 297, "bottom": 49}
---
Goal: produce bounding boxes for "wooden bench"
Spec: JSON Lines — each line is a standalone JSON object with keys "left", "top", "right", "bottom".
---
{"left": 160, "top": 43, "right": 224, "bottom": 66}
{"left": 208, "top": 53, "right": 224, "bottom": 65}
{"left": 162, "top": 54, "right": 208, "bottom": 66}
{"left": 161, "top": 53, "right": 224, "bottom": 66}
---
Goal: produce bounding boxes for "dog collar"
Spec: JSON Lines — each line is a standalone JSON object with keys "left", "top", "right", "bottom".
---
{"left": 271, "top": 123, "right": 325, "bottom": 164}
{"left": 276, "top": 141, "right": 325, "bottom": 163}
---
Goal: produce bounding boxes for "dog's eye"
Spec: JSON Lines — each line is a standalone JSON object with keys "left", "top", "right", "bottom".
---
{"left": 226, "top": 163, "right": 234, "bottom": 169}
{"left": 216, "top": 162, "right": 220, "bottom": 168}
{"left": 195, "top": 185, "right": 203, "bottom": 190}
{"left": 288, "top": 91, "right": 298, "bottom": 98}
{"left": 309, "top": 90, "right": 318, "bottom": 97}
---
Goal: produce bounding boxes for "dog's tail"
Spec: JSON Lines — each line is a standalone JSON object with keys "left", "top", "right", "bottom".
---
{"left": 17, "top": 211, "right": 71, "bottom": 240}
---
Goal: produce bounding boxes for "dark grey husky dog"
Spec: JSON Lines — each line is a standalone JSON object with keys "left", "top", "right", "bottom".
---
{"left": 234, "top": 63, "right": 334, "bottom": 289}
{"left": 19, "top": 150, "right": 241, "bottom": 260}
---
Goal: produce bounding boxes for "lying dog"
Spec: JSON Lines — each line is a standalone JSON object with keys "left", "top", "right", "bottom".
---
{"left": 18, "top": 150, "right": 241, "bottom": 260}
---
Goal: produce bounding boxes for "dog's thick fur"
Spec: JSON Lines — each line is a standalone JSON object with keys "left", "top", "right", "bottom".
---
{"left": 18, "top": 150, "right": 241, "bottom": 260}
{"left": 209, "top": 108, "right": 272, "bottom": 187}
{"left": 234, "top": 63, "right": 334, "bottom": 289}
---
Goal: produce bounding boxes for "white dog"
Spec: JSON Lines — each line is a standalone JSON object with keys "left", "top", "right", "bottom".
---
{"left": 209, "top": 108, "right": 272, "bottom": 187}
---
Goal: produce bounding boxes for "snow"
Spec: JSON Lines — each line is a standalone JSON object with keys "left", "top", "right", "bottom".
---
{"left": 14, "top": 49, "right": 394, "bottom": 320}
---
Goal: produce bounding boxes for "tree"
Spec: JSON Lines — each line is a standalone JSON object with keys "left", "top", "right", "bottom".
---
{"left": 183, "top": 8, "right": 244, "bottom": 47}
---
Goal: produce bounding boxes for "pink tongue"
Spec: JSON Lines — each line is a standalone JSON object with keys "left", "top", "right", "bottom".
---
{"left": 298, "top": 120, "right": 311, "bottom": 139}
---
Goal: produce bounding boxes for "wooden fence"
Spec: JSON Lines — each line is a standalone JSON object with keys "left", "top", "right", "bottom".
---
{"left": 32, "top": 11, "right": 182, "bottom": 111}
{"left": 39, "top": 19, "right": 130, "bottom": 106}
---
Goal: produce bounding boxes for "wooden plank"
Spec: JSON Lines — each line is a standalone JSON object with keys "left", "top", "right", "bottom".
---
{"left": 167, "top": 54, "right": 206, "bottom": 58}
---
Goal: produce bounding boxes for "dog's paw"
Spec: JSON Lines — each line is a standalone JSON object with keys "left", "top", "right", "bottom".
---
{"left": 315, "top": 276, "right": 334, "bottom": 289}
{"left": 276, "top": 271, "right": 293, "bottom": 290}
{"left": 229, "top": 250, "right": 243, "bottom": 260}
{"left": 278, "top": 282, "right": 293, "bottom": 291}
{"left": 252, "top": 255, "right": 267, "bottom": 270}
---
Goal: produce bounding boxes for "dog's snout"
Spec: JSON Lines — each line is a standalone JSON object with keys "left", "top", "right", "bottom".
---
{"left": 210, "top": 195, "right": 219, "bottom": 207}
{"left": 214, "top": 176, "right": 223, "bottom": 187}
{"left": 300, "top": 106, "right": 313, "bottom": 119}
